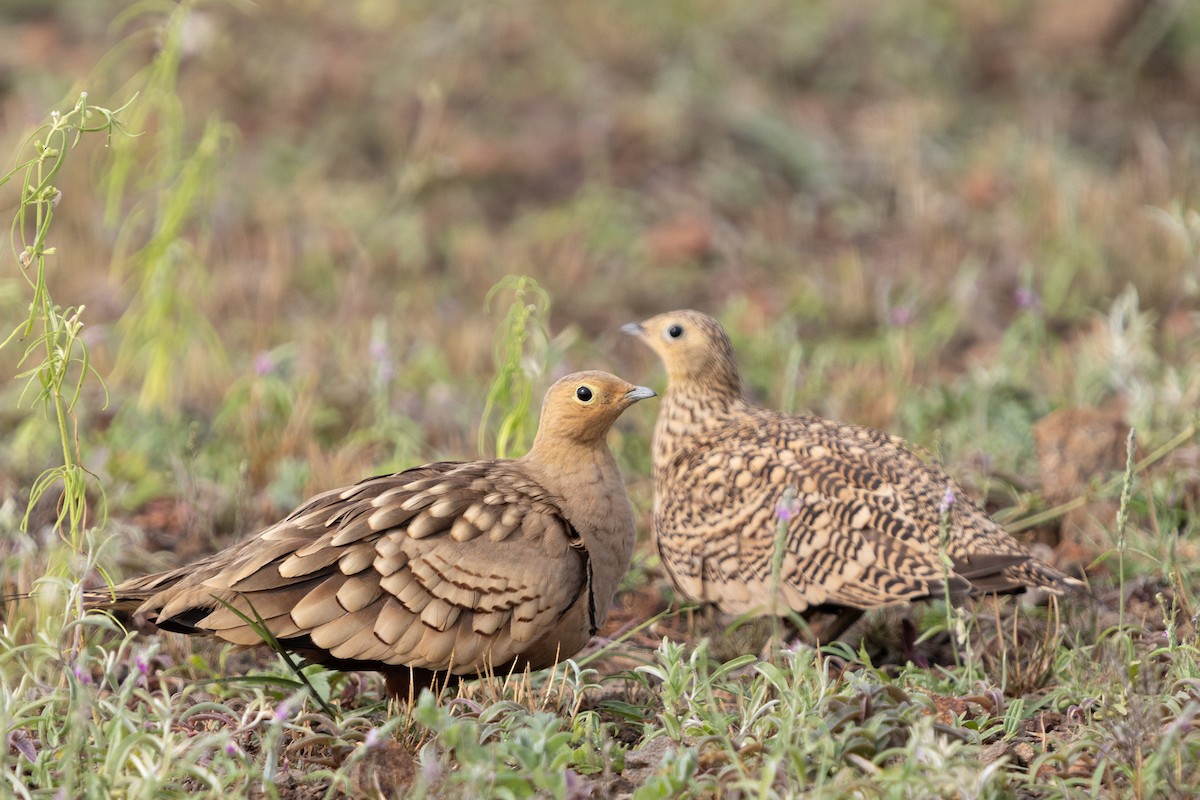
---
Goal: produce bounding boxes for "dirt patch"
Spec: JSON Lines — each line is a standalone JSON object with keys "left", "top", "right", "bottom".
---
{"left": 1033, "top": 403, "right": 1133, "bottom": 563}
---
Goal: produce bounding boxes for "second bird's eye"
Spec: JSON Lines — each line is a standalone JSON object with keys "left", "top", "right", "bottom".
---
{"left": 667, "top": 324, "right": 684, "bottom": 339}
{"left": 576, "top": 386, "right": 594, "bottom": 402}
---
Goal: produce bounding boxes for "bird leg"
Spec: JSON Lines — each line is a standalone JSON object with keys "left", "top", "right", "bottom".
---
{"left": 756, "top": 607, "right": 865, "bottom": 661}
{"left": 804, "top": 607, "right": 866, "bottom": 643}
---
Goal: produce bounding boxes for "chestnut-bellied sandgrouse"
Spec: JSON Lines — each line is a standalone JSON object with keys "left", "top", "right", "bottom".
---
{"left": 86, "top": 371, "right": 655, "bottom": 697}
{"left": 623, "top": 310, "right": 1083, "bottom": 638}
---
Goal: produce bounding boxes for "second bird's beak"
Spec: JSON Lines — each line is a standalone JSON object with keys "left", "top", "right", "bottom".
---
{"left": 624, "top": 385, "right": 656, "bottom": 402}
{"left": 620, "top": 322, "right": 645, "bottom": 337}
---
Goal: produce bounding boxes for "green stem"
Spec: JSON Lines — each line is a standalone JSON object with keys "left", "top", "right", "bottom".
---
{"left": 4, "top": 98, "right": 131, "bottom": 552}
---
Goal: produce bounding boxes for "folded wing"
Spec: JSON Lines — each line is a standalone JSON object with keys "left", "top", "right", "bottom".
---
{"left": 115, "top": 461, "right": 590, "bottom": 675}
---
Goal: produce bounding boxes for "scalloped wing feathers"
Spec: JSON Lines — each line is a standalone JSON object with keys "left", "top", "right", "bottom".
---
{"left": 635, "top": 310, "right": 1084, "bottom": 618}
{"left": 109, "top": 462, "right": 593, "bottom": 676}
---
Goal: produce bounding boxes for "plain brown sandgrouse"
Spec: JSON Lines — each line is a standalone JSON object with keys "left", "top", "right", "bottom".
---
{"left": 623, "top": 310, "right": 1084, "bottom": 638}
{"left": 86, "top": 371, "right": 655, "bottom": 697}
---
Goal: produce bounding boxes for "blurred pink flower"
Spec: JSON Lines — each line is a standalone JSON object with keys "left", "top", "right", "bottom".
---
{"left": 939, "top": 486, "right": 956, "bottom": 514}
{"left": 72, "top": 664, "right": 92, "bottom": 685}
{"left": 253, "top": 351, "right": 274, "bottom": 376}
{"left": 889, "top": 305, "right": 914, "bottom": 327}
{"left": 1014, "top": 286, "right": 1041, "bottom": 311}
{"left": 775, "top": 488, "right": 801, "bottom": 522}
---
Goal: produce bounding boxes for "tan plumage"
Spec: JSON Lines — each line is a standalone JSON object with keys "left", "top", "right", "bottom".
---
{"left": 87, "top": 371, "right": 654, "bottom": 696}
{"left": 623, "top": 310, "right": 1083, "bottom": 635}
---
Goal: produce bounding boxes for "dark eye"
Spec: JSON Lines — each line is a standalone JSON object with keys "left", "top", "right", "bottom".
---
{"left": 667, "top": 324, "right": 684, "bottom": 339}
{"left": 576, "top": 386, "right": 594, "bottom": 402}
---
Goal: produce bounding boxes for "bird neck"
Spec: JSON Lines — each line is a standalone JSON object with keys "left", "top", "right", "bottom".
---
{"left": 525, "top": 430, "right": 611, "bottom": 475}
{"left": 653, "top": 379, "right": 749, "bottom": 471}
{"left": 521, "top": 438, "right": 629, "bottom": 534}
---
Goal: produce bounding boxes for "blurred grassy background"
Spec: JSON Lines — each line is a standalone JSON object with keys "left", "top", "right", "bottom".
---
{"left": 2, "top": 0, "right": 1199, "bottom": 565}
{"left": 4, "top": 3, "right": 1200, "bottom": 795}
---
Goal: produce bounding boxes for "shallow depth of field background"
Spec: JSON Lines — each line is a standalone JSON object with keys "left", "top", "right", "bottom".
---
{"left": 3, "top": 1, "right": 1200, "bottom": 798}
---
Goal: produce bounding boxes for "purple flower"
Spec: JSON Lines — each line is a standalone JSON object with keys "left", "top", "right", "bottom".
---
{"left": 253, "top": 351, "right": 274, "bottom": 377}
{"left": 889, "top": 305, "right": 913, "bottom": 327}
{"left": 775, "top": 488, "right": 801, "bottom": 522}
{"left": 224, "top": 741, "right": 240, "bottom": 756}
{"left": 368, "top": 337, "right": 390, "bottom": 363}
{"left": 939, "top": 486, "right": 956, "bottom": 514}
{"left": 364, "top": 727, "right": 384, "bottom": 750}
{"left": 273, "top": 698, "right": 295, "bottom": 723}
{"left": 1014, "top": 287, "right": 1041, "bottom": 311}
{"left": 369, "top": 319, "right": 395, "bottom": 386}
{"left": 135, "top": 653, "right": 150, "bottom": 676}
{"left": 72, "top": 664, "right": 92, "bottom": 685}
{"left": 369, "top": 332, "right": 394, "bottom": 385}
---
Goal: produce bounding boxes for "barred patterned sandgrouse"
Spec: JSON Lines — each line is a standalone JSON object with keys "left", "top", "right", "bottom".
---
{"left": 87, "top": 371, "right": 655, "bottom": 696}
{"left": 623, "top": 310, "right": 1083, "bottom": 638}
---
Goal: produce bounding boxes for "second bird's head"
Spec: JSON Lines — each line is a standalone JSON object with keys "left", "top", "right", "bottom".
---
{"left": 621, "top": 310, "right": 741, "bottom": 391}
{"left": 533, "top": 370, "right": 656, "bottom": 447}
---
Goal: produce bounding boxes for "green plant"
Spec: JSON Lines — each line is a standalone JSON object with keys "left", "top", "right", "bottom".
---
{"left": 409, "top": 691, "right": 619, "bottom": 798}
{"left": 2, "top": 93, "right": 134, "bottom": 551}
{"left": 477, "top": 274, "right": 552, "bottom": 458}
{"left": 107, "top": 0, "right": 234, "bottom": 415}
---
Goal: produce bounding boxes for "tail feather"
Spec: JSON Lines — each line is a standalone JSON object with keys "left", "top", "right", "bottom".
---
{"left": 999, "top": 559, "right": 1088, "bottom": 595}
{"left": 82, "top": 566, "right": 197, "bottom": 618}
{"left": 954, "top": 553, "right": 1087, "bottom": 596}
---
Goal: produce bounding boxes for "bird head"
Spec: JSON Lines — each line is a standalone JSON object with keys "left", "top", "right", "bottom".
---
{"left": 621, "top": 310, "right": 742, "bottom": 394}
{"left": 531, "top": 370, "right": 655, "bottom": 448}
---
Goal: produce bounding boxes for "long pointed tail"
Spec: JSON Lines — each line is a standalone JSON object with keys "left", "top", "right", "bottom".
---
{"left": 81, "top": 566, "right": 198, "bottom": 615}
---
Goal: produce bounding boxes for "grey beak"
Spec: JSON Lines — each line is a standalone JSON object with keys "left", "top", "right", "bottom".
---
{"left": 620, "top": 322, "right": 645, "bottom": 337}
{"left": 624, "top": 385, "right": 657, "bottom": 402}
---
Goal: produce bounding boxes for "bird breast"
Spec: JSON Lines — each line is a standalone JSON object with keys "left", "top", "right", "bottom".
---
{"left": 522, "top": 450, "right": 635, "bottom": 626}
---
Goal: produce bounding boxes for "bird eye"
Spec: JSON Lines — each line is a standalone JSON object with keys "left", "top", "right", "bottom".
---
{"left": 575, "top": 386, "right": 594, "bottom": 402}
{"left": 667, "top": 324, "right": 684, "bottom": 339}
